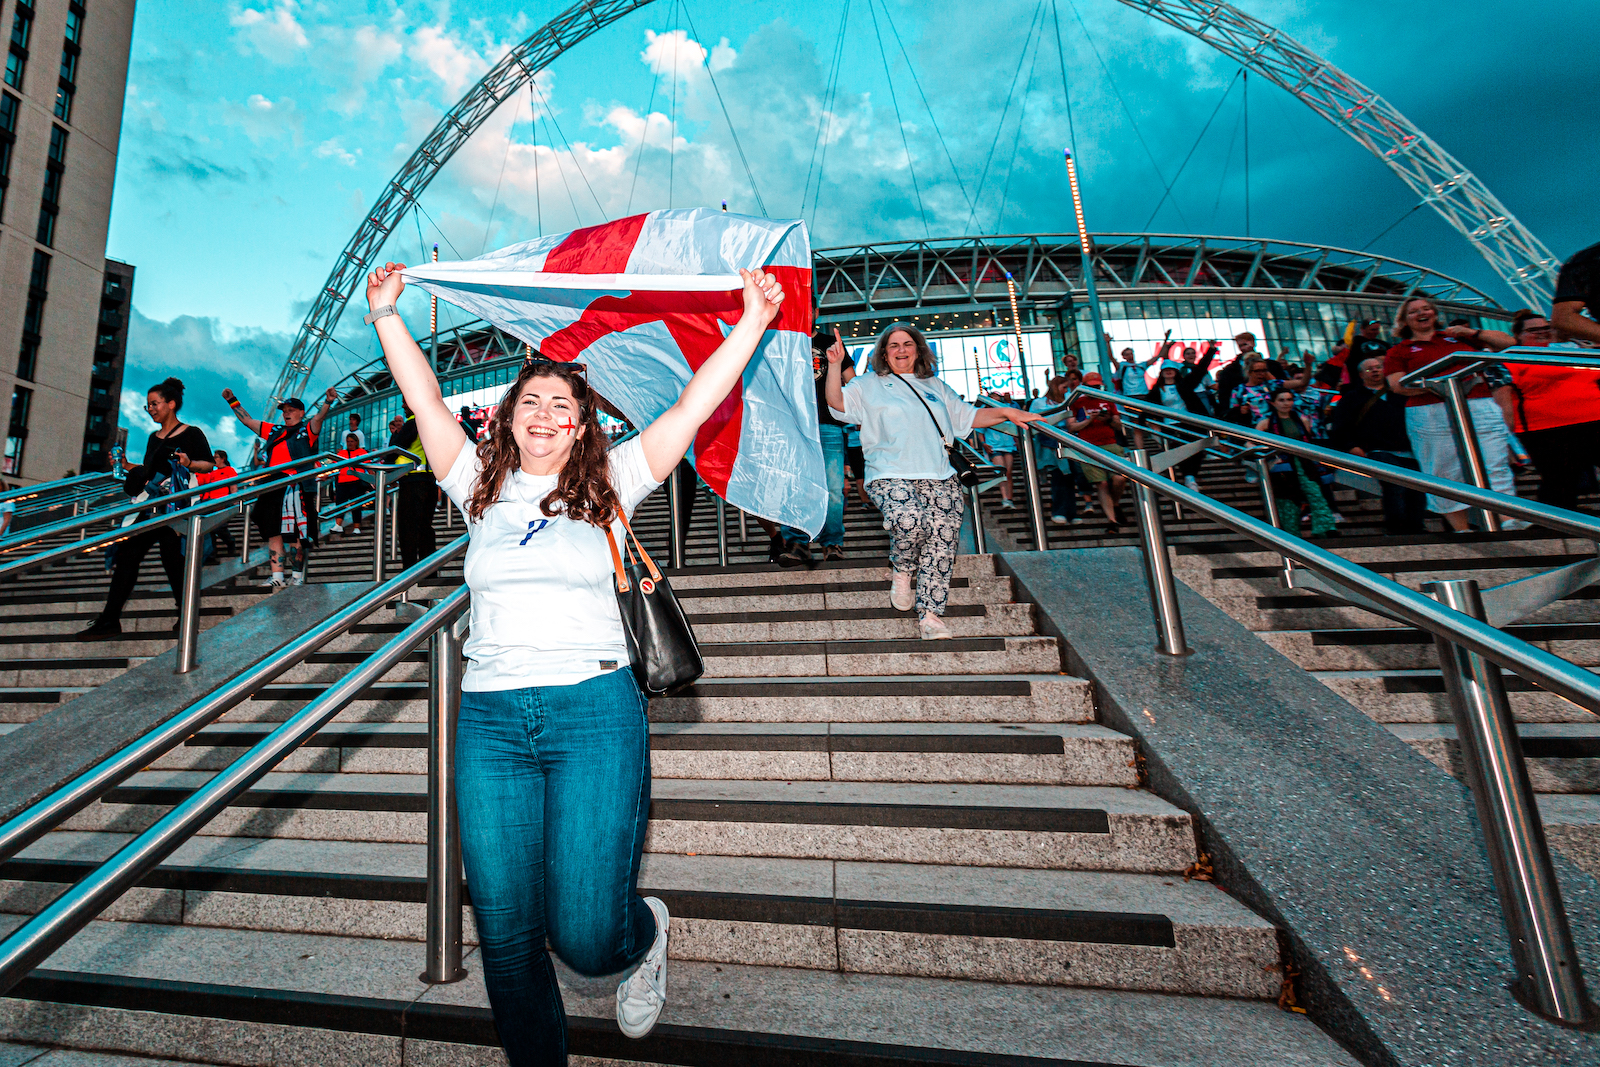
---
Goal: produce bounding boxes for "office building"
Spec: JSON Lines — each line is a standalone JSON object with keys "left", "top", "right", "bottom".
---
{"left": 0, "top": 0, "right": 134, "bottom": 482}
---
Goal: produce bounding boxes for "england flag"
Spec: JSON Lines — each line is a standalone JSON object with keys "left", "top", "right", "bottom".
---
{"left": 401, "top": 208, "right": 824, "bottom": 535}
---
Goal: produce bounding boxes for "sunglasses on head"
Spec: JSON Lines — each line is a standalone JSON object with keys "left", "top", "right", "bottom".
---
{"left": 523, "top": 355, "right": 587, "bottom": 375}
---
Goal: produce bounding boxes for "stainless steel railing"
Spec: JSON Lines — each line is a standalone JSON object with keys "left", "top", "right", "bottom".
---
{"left": 0, "top": 448, "right": 401, "bottom": 672}
{"left": 986, "top": 391, "right": 1599, "bottom": 1025}
{"left": 0, "top": 535, "right": 470, "bottom": 997}
{"left": 1397, "top": 345, "right": 1600, "bottom": 532}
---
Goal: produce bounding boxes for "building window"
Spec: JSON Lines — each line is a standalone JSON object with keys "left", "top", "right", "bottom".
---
{"left": 36, "top": 124, "right": 65, "bottom": 246}
{"left": 65, "top": 9, "right": 83, "bottom": 45}
{"left": 0, "top": 90, "right": 16, "bottom": 217}
{"left": 58, "top": 45, "right": 75, "bottom": 85}
{"left": 47, "top": 123, "right": 66, "bottom": 163}
{"left": 5, "top": 4, "right": 29, "bottom": 91}
{"left": 53, "top": 84, "right": 71, "bottom": 121}
{"left": 18, "top": 250, "right": 48, "bottom": 380}
{"left": 5, "top": 386, "right": 33, "bottom": 476}
{"left": 3, "top": 50, "right": 21, "bottom": 91}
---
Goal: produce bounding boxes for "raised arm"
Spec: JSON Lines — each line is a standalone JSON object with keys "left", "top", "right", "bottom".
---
{"left": 1554, "top": 302, "right": 1600, "bottom": 346}
{"left": 637, "top": 269, "right": 785, "bottom": 482}
{"left": 825, "top": 327, "right": 849, "bottom": 413}
{"left": 306, "top": 388, "right": 338, "bottom": 438}
{"left": 365, "top": 263, "right": 469, "bottom": 479}
{"left": 221, "top": 389, "right": 265, "bottom": 436}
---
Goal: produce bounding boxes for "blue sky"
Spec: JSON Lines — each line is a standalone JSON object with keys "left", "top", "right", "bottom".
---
{"left": 107, "top": 0, "right": 1600, "bottom": 460}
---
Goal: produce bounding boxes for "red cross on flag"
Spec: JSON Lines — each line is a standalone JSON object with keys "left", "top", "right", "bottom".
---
{"left": 401, "top": 208, "right": 824, "bottom": 535}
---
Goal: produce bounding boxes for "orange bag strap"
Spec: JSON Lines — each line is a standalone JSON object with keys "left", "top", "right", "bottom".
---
{"left": 614, "top": 508, "right": 664, "bottom": 583}
{"left": 604, "top": 524, "right": 630, "bottom": 594}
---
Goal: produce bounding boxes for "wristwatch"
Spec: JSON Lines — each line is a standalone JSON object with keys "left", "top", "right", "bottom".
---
{"left": 363, "top": 305, "right": 397, "bottom": 325}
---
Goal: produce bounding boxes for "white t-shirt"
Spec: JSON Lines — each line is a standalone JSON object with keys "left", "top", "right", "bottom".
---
{"left": 830, "top": 373, "right": 978, "bottom": 484}
{"left": 437, "top": 436, "right": 662, "bottom": 691}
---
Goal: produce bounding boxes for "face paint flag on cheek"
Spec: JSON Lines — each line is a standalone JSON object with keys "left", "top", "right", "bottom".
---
{"left": 398, "top": 208, "right": 827, "bottom": 540}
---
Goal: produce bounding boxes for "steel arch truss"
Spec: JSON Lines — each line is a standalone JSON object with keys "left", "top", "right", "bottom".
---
{"left": 269, "top": 0, "right": 659, "bottom": 407}
{"left": 1117, "top": 0, "right": 1557, "bottom": 309}
{"left": 812, "top": 233, "right": 1502, "bottom": 316}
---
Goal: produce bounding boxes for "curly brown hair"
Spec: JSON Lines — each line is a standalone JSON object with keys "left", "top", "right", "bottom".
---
{"left": 869, "top": 323, "right": 937, "bottom": 378}
{"left": 464, "top": 359, "right": 621, "bottom": 527}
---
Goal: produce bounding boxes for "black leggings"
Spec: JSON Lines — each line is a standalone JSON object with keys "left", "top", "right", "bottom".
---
{"left": 99, "top": 527, "right": 184, "bottom": 625}
{"left": 1520, "top": 420, "right": 1600, "bottom": 512}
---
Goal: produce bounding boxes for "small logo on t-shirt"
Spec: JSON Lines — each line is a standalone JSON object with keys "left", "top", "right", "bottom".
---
{"left": 924, "top": 391, "right": 939, "bottom": 402}
{"left": 599, "top": 660, "right": 618, "bottom": 671}
{"left": 519, "top": 519, "right": 549, "bottom": 545}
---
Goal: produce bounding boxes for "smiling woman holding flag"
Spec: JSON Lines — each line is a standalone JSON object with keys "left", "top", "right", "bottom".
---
{"left": 364, "top": 258, "right": 784, "bottom": 1065}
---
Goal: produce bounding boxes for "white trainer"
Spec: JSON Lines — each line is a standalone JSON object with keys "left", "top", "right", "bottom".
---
{"left": 290, "top": 571, "right": 306, "bottom": 586}
{"left": 1182, "top": 475, "right": 1200, "bottom": 492}
{"left": 918, "top": 613, "right": 952, "bottom": 640}
{"left": 889, "top": 571, "right": 914, "bottom": 612}
{"left": 616, "top": 896, "right": 669, "bottom": 1039}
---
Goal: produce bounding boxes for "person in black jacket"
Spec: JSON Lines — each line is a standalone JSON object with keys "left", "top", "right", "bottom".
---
{"left": 1328, "top": 355, "right": 1427, "bottom": 534}
{"left": 78, "top": 378, "right": 213, "bottom": 637}
{"left": 1145, "top": 343, "right": 1217, "bottom": 490}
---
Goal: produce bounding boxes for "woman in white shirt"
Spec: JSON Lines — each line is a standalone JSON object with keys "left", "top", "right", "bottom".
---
{"left": 363, "top": 260, "right": 786, "bottom": 1065}
{"left": 825, "top": 323, "right": 1039, "bottom": 638}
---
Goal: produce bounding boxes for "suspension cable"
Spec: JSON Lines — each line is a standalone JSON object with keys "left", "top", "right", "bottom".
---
{"left": 964, "top": 1, "right": 1044, "bottom": 235}
{"left": 1065, "top": 0, "right": 1185, "bottom": 226}
{"left": 533, "top": 90, "right": 544, "bottom": 236}
{"left": 806, "top": 0, "right": 852, "bottom": 226}
{"left": 542, "top": 95, "right": 607, "bottom": 220}
{"left": 1142, "top": 68, "right": 1241, "bottom": 230}
{"left": 880, "top": 1, "right": 971, "bottom": 219}
{"left": 539, "top": 106, "right": 585, "bottom": 227}
{"left": 1210, "top": 83, "right": 1246, "bottom": 220}
{"left": 626, "top": 15, "right": 665, "bottom": 216}
{"left": 1048, "top": 0, "right": 1078, "bottom": 164}
{"left": 679, "top": 2, "right": 768, "bottom": 216}
{"left": 481, "top": 85, "right": 523, "bottom": 254}
{"left": 995, "top": 21, "right": 1045, "bottom": 233}
{"left": 668, "top": 0, "right": 680, "bottom": 209}
{"left": 866, "top": 0, "right": 928, "bottom": 236}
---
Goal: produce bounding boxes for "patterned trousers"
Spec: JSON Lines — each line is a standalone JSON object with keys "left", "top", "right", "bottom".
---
{"left": 866, "top": 475, "right": 964, "bottom": 616}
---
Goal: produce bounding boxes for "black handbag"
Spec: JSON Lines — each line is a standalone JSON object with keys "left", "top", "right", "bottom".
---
{"left": 605, "top": 510, "right": 704, "bottom": 695}
{"left": 892, "top": 373, "right": 981, "bottom": 487}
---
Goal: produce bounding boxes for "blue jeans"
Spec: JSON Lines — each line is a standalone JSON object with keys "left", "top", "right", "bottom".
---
{"left": 783, "top": 422, "right": 846, "bottom": 547}
{"left": 456, "top": 669, "right": 656, "bottom": 1066}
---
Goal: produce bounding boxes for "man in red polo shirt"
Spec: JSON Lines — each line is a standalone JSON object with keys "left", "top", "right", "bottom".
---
{"left": 1383, "top": 296, "right": 1522, "bottom": 533}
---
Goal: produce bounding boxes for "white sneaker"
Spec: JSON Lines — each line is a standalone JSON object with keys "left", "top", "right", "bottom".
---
{"left": 349, "top": 526, "right": 360, "bottom": 535}
{"left": 1001, "top": 499, "right": 1016, "bottom": 509}
{"left": 617, "top": 896, "right": 669, "bottom": 1039}
{"left": 268, "top": 573, "right": 287, "bottom": 591}
{"left": 331, "top": 523, "right": 344, "bottom": 535}
{"left": 290, "top": 571, "right": 306, "bottom": 586}
{"left": 919, "top": 614, "right": 952, "bottom": 640}
{"left": 1501, "top": 518, "right": 1533, "bottom": 532}
{"left": 1050, "top": 515, "right": 1068, "bottom": 525}
{"left": 1182, "top": 475, "right": 1200, "bottom": 491}
{"left": 889, "top": 571, "right": 914, "bottom": 612}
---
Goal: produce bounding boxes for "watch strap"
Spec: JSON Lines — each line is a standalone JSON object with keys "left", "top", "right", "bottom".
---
{"left": 363, "top": 305, "right": 397, "bottom": 325}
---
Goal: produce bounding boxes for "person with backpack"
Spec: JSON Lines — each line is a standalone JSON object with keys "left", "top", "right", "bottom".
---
{"left": 222, "top": 386, "right": 336, "bottom": 588}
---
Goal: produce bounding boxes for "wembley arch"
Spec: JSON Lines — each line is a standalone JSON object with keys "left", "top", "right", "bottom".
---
{"left": 267, "top": 0, "right": 1559, "bottom": 406}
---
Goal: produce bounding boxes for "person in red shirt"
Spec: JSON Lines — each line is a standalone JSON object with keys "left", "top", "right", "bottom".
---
{"left": 223, "top": 386, "right": 336, "bottom": 587}
{"left": 332, "top": 433, "right": 370, "bottom": 535}
{"left": 1065, "top": 371, "right": 1129, "bottom": 534}
{"left": 1470, "top": 310, "right": 1600, "bottom": 512}
{"left": 1383, "top": 296, "right": 1524, "bottom": 533}
{"left": 193, "top": 449, "right": 239, "bottom": 561}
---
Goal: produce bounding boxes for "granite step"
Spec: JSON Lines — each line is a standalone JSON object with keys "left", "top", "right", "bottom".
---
{"left": 71, "top": 773, "right": 1195, "bottom": 872}
{"left": 697, "top": 637, "right": 1063, "bottom": 678}
{"left": 0, "top": 919, "right": 1359, "bottom": 1066}
{"left": 675, "top": 575, "right": 1016, "bottom": 614}
{"left": 0, "top": 834, "right": 1275, "bottom": 998}
{"left": 167, "top": 721, "right": 1139, "bottom": 785}
{"left": 1389, "top": 722, "right": 1600, "bottom": 794}
{"left": 1313, "top": 668, "right": 1600, "bottom": 723}
{"left": 1262, "top": 626, "right": 1600, "bottom": 672}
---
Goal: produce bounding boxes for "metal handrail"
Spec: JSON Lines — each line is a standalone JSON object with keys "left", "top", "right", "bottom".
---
{"left": 0, "top": 471, "right": 116, "bottom": 506}
{"left": 0, "top": 535, "right": 468, "bottom": 867}
{"left": 0, "top": 570, "right": 470, "bottom": 996}
{"left": 1397, "top": 345, "right": 1600, "bottom": 388}
{"left": 1060, "top": 387, "right": 1600, "bottom": 542}
{"left": 1010, "top": 407, "right": 1598, "bottom": 1024}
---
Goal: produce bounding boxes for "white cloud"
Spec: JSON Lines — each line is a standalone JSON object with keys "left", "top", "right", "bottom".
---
{"left": 326, "top": 23, "right": 405, "bottom": 116}
{"left": 229, "top": 0, "right": 308, "bottom": 63}
{"left": 218, "top": 93, "right": 303, "bottom": 145}
{"left": 315, "top": 137, "right": 359, "bottom": 166}
{"left": 410, "top": 24, "right": 491, "bottom": 99}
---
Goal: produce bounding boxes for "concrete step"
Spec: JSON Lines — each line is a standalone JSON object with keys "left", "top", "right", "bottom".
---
{"left": 687, "top": 601, "right": 1037, "bottom": 642}
{"left": 168, "top": 721, "right": 1139, "bottom": 785}
{"left": 220, "top": 673, "right": 1097, "bottom": 726}
{"left": 1314, "top": 669, "right": 1600, "bottom": 723}
{"left": 73, "top": 773, "right": 1195, "bottom": 872}
{"left": 697, "top": 637, "right": 1063, "bottom": 678}
{"left": 1262, "top": 626, "right": 1600, "bottom": 672}
{"left": 0, "top": 834, "right": 1276, "bottom": 998}
{"left": 1390, "top": 722, "right": 1600, "bottom": 794}
{"left": 0, "top": 919, "right": 1359, "bottom": 1066}
{"left": 675, "top": 575, "right": 1016, "bottom": 615}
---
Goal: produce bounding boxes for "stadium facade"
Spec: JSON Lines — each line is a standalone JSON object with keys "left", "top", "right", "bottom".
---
{"left": 321, "top": 231, "right": 1510, "bottom": 443}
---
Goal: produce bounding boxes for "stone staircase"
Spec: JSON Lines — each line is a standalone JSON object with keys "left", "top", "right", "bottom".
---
{"left": 1172, "top": 530, "right": 1600, "bottom": 884}
{"left": 0, "top": 485, "right": 1357, "bottom": 1065}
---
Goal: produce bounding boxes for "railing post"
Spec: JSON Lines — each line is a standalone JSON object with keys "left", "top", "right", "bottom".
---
{"left": 1016, "top": 424, "right": 1048, "bottom": 551}
{"left": 1437, "top": 376, "right": 1500, "bottom": 533}
{"left": 1254, "top": 455, "right": 1296, "bottom": 583}
{"left": 667, "top": 469, "right": 686, "bottom": 569}
{"left": 372, "top": 468, "right": 389, "bottom": 583}
{"left": 388, "top": 482, "right": 400, "bottom": 566}
{"left": 966, "top": 483, "right": 988, "bottom": 555}
{"left": 1425, "top": 578, "right": 1595, "bottom": 1025}
{"left": 239, "top": 502, "right": 252, "bottom": 566}
{"left": 738, "top": 508, "right": 748, "bottom": 543}
{"left": 175, "top": 512, "right": 206, "bottom": 674}
{"left": 1129, "top": 448, "right": 1188, "bottom": 656}
{"left": 715, "top": 494, "right": 728, "bottom": 567}
{"left": 421, "top": 614, "right": 467, "bottom": 985}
